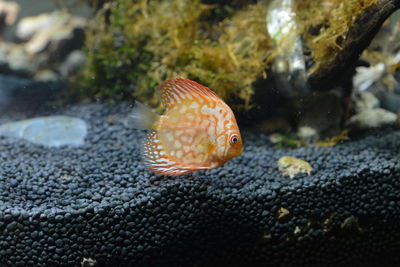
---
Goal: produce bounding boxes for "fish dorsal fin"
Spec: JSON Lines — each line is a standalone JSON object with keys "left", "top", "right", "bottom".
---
{"left": 143, "top": 130, "right": 211, "bottom": 176}
{"left": 157, "top": 78, "right": 221, "bottom": 110}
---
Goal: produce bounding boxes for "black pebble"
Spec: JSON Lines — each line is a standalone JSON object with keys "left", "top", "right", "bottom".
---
{"left": 0, "top": 103, "right": 399, "bottom": 266}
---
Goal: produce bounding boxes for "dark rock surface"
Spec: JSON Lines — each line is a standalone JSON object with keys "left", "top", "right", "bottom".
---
{"left": 0, "top": 102, "right": 399, "bottom": 267}
{"left": 0, "top": 74, "right": 65, "bottom": 113}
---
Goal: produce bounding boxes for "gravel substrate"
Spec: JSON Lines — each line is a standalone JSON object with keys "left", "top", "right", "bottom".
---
{"left": 0, "top": 102, "right": 400, "bottom": 267}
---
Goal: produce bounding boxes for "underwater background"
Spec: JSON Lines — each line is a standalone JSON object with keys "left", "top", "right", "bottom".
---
{"left": 0, "top": 0, "right": 399, "bottom": 266}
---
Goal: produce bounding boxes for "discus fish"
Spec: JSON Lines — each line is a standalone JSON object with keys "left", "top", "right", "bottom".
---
{"left": 131, "top": 78, "right": 242, "bottom": 176}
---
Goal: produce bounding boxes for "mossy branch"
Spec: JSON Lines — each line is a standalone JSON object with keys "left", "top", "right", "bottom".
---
{"left": 307, "top": 0, "right": 400, "bottom": 90}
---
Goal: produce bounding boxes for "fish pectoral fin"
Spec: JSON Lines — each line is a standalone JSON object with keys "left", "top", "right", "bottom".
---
{"left": 129, "top": 101, "right": 159, "bottom": 130}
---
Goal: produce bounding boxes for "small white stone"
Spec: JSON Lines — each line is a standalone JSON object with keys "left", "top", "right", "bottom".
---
{"left": 353, "top": 91, "right": 380, "bottom": 113}
{"left": 347, "top": 108, "right": 397, "bottom": 129}
{"left": 278, "top": 156, "right": 312, "bottom": 178}
{"left": 353, "top": 63, "right": 385, "bottom": 92}
{"left": 297, "top": 126, "right": 318, "bottom": 140}
{"left": 0, "top": 115, "right": 87, "bottom": 147}
{"left": 59, "top": 50, "right": 86, "bottom": 77}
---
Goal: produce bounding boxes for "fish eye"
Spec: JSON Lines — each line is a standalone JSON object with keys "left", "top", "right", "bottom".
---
{"left": 230, "top": 134, "right": 239, "bottom": 145}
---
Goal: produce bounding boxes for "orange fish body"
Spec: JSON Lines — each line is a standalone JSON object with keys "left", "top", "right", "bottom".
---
{"left": 132, "top": 78, "right": 242, "bottom": 176}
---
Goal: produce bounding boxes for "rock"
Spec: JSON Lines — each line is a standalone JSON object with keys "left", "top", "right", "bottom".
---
{"left": 257, "top": 117, "right": 291, "bottom": 133}
{"left": 277, "top": 207, "right": 291, "bottom": 221}
{"left": 277, "top": 156, "right": 313, "bottom": 178}
{"left": 34, "top": 69, "right": 59, "bottom": 81}
{"left": 297, "top": 90, "right": 343, "bottom": 138}
{"left": 59, "top": 49, "right": 86, "bottom": 78}
{"left": 380, "top": 91, "right": 400, "bottom": 113}
{"left": 353, "top": 63, "right": 386, "bottom": 92}
{"left": 0, "top": 74, "right": 65, "bottom": 112}
{"left": 0, "top": 42, "right": 37, "bottom": 77}
{"left": 16, "top": 12, "right": 51, "bottom": 41}
{"left": 297, "top": 126, "right": 318, "bottom": 141}
{"left": 81, "top": 258, "right": 97, "bottom": 267}
{"left": 348, "top": 90, "right": 398, "bottom": 131}
{"left": 0, "top": 31, "right": 83, "bottom": 81}
{"left": 0, "top": 0, "right": 19, "bottom": 35}
{"left": 352, "top": 91, "right": 379, "bottom": 113}
{"left": 0, "top": 115, "right": 88, "bottom": 147}
{"left": 370, "top": 87, "right": 400, "bottom": 113}
{"left": 16, "top": 11, "right": 86, "bottom": 61}
{"left": 346, "top": 108, "right": 397, "bottom": 130}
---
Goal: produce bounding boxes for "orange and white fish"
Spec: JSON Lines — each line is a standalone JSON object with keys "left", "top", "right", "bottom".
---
{"left": 131, "top": 78, "right": 243, "bottom": 176}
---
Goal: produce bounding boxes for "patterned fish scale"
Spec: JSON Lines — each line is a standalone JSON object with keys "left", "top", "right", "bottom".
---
{"left": 142, "top": 78, "right": 242, "bottom": 176}
{"left": 143, "top": 131, "right": 191, "bottom": 175}
{"left": 160, "top": 78, "right": 220, "bottom": 111}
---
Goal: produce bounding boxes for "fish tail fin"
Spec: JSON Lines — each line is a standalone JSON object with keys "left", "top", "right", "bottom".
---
{"left": 129, "top": 101, "right": 159, "bottom": 130}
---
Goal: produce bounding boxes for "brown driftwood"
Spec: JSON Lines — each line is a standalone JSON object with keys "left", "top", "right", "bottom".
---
{"left": 307, "top": 0, "right": 400, "bottom": 90}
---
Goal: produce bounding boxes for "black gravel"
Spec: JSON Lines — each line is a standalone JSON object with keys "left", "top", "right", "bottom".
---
{"left": 0, "top": 102, "right": 400, "bottom": 267}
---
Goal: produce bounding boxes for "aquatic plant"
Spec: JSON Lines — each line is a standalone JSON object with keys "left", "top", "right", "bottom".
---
{"left": 294, "top": 0, "right": 378, "bottom": 75}
{"left": 77, "top": 0, "right": 389, "bottom": 113}
{"left": 79, "top": 0, "right": 271, "bottom": 109}
{"left": 269, "top": 133, "right": 308, "bottom": 148}
{"left": 315, "top": 130, "right": 350, "bottom": 147}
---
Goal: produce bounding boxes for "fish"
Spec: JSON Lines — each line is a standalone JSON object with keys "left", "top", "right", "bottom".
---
{"left": 130, "top": 78, "right": 243, "bottom": 176}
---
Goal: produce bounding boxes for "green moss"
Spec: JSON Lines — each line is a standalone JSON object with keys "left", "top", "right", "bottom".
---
{"left": 294, "top": 0, "right": 378, "bottom": 75}
{"left": 314, "top": 130, "right": 349, "bottom": 147}
{"left": 76, "top": 0, "right": 379, "bottom": 111}
{"left": 77, "top": 0, "right": 272, "bottom": 109}
{"left": 269, "top": 133, "right": 308, "bottom": 148}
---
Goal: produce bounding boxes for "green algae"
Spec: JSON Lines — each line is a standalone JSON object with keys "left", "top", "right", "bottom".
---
{"left": 294, "top": 0, "right": 379, "bottom": 76}
{"left": 78, "top": 0, "right": 271, "bottom": 109}
{"left": 76, "top": 0, "right": 381, "bottom": 112}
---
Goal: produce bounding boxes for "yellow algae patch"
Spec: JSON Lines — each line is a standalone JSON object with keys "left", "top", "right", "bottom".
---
{"left": 277, "top": 207, "right": 291, "bottom": 221}
{"left": 293, "top": 226, "right": 301, "bottom": 235}
{"left": 269, "top": 133, "right": 308, "bottom": 148}
{"left": 278, "top": 156, "right": 313, "bottom": 178}
{"left": 315, "top": 130, "right": 349, "bottom": 147}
